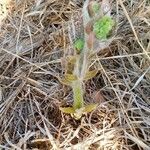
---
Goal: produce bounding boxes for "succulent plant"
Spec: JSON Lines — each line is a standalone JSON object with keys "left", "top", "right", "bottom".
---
{"left": 59, "top": 0, "right": 115, "bottom": 119}
{"left": 93, "top": 16, "right": 114, "bottom": 40}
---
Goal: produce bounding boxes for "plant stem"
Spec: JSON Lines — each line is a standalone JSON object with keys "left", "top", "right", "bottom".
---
{"left": 72, "top": 80, "right": 84, "bottom": 109}
{"left": 71, "top": 0, "right": 91, "bottom": 110}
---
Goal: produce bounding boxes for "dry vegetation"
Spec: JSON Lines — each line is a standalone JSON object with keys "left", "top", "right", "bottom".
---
{"left": 0, "top": 0, "right": 150, "bottom": 149}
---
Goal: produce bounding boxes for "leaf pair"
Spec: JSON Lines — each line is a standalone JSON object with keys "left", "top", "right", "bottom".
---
{"left": 60, "top": 103, "right": 98, "bottom": 120}
{"left": 60, "top": 69, "right": 98, "bottom": 85}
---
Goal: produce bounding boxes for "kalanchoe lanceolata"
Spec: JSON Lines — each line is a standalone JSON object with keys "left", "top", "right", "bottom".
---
{"left": 59, "top": 0, "right": 115, "bottom": 119}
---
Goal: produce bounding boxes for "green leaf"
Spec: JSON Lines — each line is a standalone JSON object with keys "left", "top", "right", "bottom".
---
{"left": 84, "top": 69, "right": 98, "bottom": 81}
{"left": 84, "top": 104, "right": 98, "bottom": 113}
{"left": 65, "top": 74, "right": 78, "bottom": 82}
{"left": 59, "top": 74, "right": 78, "bottom": 85}
{"left": 59, "top": 107, "right": 75, "bottom": 114}
{"left": 92, "top": 2, "right": 100, "bottom": 14}
{"left": 93, "top": 16, "right": 114, "bottom": 40}
{"left": 60, "top": 104, "right": 97, "bottom": 120}
{"left": 74, "top": 38, "right": 84, "bottom": 53}
{"left": 88, "top": 1, "right": 100, "bottom": 17}
{"left": 59, "top": 78, "right": 72, "bottom": 86}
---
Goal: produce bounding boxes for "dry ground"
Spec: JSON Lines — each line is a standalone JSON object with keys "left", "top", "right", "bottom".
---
{"left": 0, "top": 0, "right": 150, "bottom": 149}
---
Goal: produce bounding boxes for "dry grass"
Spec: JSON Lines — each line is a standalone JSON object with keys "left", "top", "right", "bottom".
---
{"left": 0, "top": 0, "right": 150, "bottom": 149}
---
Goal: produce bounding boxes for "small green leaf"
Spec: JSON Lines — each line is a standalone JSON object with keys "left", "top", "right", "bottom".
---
{"left": 59, "top": 74, "right": 78, "bottom": 85}
{"left": 60, "top": 104, "right": 97, "bottom": 120}
{"left": 84, "top": 104, "right": 98, "bottom": 113}
{"left": 84, "top": 69, "right": 98, "bottom": 81}
{"left": 74, "top": 38, "right": 84, "bottom": 53}
{"left": 60, "top": 107, "right": 75, "bottom": 114}
{"left": 88, "top": 1, "right": 100, "bottom": 17}
{"left": 59, "top": 78, "right": 72, "bottom": 86}
{"left": 93, "top": 16, "right": 114, "bottom": 40}
{"left": 92, "top": 2, "right": 100, "bottom": 14}
{"left": 65, "top": 74, "right": 78, "bottom": 82}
